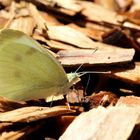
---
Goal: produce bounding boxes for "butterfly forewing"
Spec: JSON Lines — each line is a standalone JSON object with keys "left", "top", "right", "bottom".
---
{"left": 0, "top": 30, "right": 69, "bottom": 100}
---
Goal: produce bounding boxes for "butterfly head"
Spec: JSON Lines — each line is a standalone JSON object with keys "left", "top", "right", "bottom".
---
{"left": 67, "top": 72, "right": 81, "bottom": 86}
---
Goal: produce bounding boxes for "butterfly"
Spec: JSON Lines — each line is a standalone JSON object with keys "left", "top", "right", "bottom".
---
{"left": 0, "top": 29, "right": 80, "bottom": 101}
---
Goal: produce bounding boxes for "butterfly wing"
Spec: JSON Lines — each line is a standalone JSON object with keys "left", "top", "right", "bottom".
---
{"left": 0, "top": 30, "right": 69, "bottom": 101}
{"left": 0, "top": 29, "right": 43, "bottom": 51}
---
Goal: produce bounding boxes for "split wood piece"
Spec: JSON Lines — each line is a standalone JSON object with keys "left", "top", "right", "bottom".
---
{"left": 123, "top": 21, "right": 140, "bottom": 30}
{"left": 9, "top": 1, "right": 30, "bottom": 18}
{"left": 28, "top": 0, "right": 81, "bottom": 16}
{"left": 129, "top": 3, "right": 140, "bottom": 13}
{"left": 43, "top": 0, "right": 82, "bottom": 12}
{"left": 40, "top": 11, "right": 62, "bottom": 26}
{"left": 102, "top": 28, "right": 140, "bottom": 51}
{"left": 94, "top": 0, "right": 118, "bottom": 11}
{"left": 59, "top": 106, "right": 140, "bottom": 140}
{"left": 57, "top": 47, "right": 135, "bottom": 66}
{"left": 68, "top": 23, "right": 104, "bottom": 41}
{"left": 0, "top": 106, "right": 73, "bottom": 123}
{"left": 9, "top": 17, "right": 35, "bottom": 36}
{"left": 115, "top": 0, "right": 133, "bottom": 11}
{"left": 33, "top": 34, "right": 78, "bottom": 51}
{"left": 133, "top": 0, "right": 140, "bottom": 4}
{"left": 79, "top": 1, "right": 125, "bottom": 25}
{"left": 85, "top": 22, "right": 111, "bottom": 33}
{"left": 0, "top": 97, "right": 26, "bottom": 112}
{"left": 116, "top": 96, "right": 140, "bottom": 107}
{"left": 0, "top": 123, "right": 12, "bottom": 133}
{"left": 46, "top": 40, "right": 79, "bottom": 51}
{"left": 125, "top": 10, "right": 140, "bottom": 25}
{"left": 0, "top": 16, "right": 8, "bottom": 29}
{"left": 47, "top": 26, "right": 98, "bottom": 49}
{"left": 110, "top": 62, "right": 140, "bottom": 84}
{"left": 28, "top": 3, "right": 49, "bottom": 29}
{"left": 0, "top": 0, "right": 12, "bottom": 7}
{"left": 0, "top": 122, "right": 44, "bottom": 140}
{"left": 55, "top": 115, "right": 76, "bottom": 136}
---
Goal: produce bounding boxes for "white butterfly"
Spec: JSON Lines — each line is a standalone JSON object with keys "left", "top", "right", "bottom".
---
{"left": 0, "top": 29, "right": 80, "bottom": 101}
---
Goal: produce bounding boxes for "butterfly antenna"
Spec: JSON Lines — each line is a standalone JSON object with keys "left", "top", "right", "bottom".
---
{"left": 78, "top": 71, "right": 111, "bottom": 77}
{"left": 75, "top": 48, "right": 98, "bottom": 73}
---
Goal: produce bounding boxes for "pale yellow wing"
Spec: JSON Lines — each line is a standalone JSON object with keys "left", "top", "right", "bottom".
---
{"left": 0, "top": 29, "right": 69, "bottom": 101}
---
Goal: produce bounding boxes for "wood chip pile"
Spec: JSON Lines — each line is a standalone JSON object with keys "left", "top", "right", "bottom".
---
{"left": 0, "top": 0, "right": 140, "bottom": 139}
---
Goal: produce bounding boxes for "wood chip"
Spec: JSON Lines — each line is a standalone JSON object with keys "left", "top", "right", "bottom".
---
{"left": 28, "top": 3, "right": 48, "bottom": 29}
{"left": 95, "top": 0, "right": 118, "bottom": 11}
{"left": 46, "top": 40, "right": 78, "bottom": 51}
{"left": 60, "top": 106, "right": 140, "bottom": 140}
{"left": 0, "top": 122, "right": 44, "bottom": 140}
{"left": 123, "top": 21, "right": 140, "bottom": 30}
{"left": 47, "top": 26, "right": 97, "bottom": 49}
{"left": 30, "top": 0, "right": 81, "bottom": 16}
{"left": 110, "top": 62, "right": 140, "bottom": 84}
{"left": 83, "top": 91, "right": 118, "bottom": 109}
{"left": 45, "top": 0, "right": 82, "bottom": 12}
{"left": 9, "top": 17, "right": 35, "bottom": 35}
{"left": 0, "top": 97, "right": 26, "bottom": 112}
{"left": 116, "top": 96, "right": 140, "bottom": 107}
{"left": 80, "top": 1, "right": 125, "bottom": 25}
{"left": 102, "top": 28, "right": 140, "bottom": 50}
{"left": 0, "top": 106, "right": 73, "bottom": 123}
{"left": 57, "top": 47, "right": 135, "bottom": 66}
{"left": 69, "top": 23, "right": 104, "bottom": 41}
{"left": 115, "top": 0, "right": 133, "bottom": 11}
